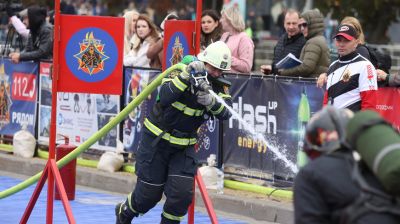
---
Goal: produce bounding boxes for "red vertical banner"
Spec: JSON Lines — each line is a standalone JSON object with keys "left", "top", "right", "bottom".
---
{"left": 58, "top": 15, "right": 124, "bottom": 95}
{"left": 163, "top": 20, "right": 196, "bottom": 70}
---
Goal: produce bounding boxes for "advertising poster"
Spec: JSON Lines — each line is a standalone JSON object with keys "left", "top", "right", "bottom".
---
{"left": 122, "top": 68, "right": 159, "bottom": 152}
{"left": 38, "top": 62, "right": 120, "bottom": 151}
{"left": 195, "top": 118, "right": 219, "bottom": 164}
{"left": 0, "top": 59, "right": 38, "bottom": 135}
{"left": 223, "top": 76, "right": 324, "bottom": 177}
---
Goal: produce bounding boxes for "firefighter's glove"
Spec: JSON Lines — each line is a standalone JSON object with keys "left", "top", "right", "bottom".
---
{"left": 179, "top": 60, "right": 202, "bottom": 81}
{"left": 197, "top": 79, "right": 212, "bottom": 92}
{"left": 186, "top": 61, "right": 206, "bottom": 77}
{"left": 196, "top": 91, "right": 215, "bottom": 107}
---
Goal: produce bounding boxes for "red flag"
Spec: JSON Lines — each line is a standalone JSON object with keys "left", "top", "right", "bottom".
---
{"left": 163, "top": 20, "right": 195, "bottom": 70}
{"left": 58, "top": 15, "right": 124, "bottom": 95}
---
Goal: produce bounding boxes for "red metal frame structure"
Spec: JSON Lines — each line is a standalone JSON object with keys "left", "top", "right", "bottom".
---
{"left": 20, "top": 0, "right": 214, "bottom": 223}
{"left": 188, "top": 0, "right": 219, "bottom": 223}
{"left": 20, "top": 0, "right": 76, "bottom": 223}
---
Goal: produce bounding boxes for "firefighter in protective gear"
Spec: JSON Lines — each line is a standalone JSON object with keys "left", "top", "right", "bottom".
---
{"left": 303, "top": 106, "right": 354, "bottom": 159}
{"left": 115, "top": 41, "right": 233, "bottom": 224}
{"left": 295, "top": 107, "right": 400, "bottom": 223}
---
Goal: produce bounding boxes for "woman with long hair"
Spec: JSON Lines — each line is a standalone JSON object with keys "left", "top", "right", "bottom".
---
{"left": 124, "top": 15, "right": 160, "bottom": 68}
{"left": 201, "top": 9, "right": 223, "bottom": 50}
{"left": 123, "top": 10, "right": 140, "bottom": 55}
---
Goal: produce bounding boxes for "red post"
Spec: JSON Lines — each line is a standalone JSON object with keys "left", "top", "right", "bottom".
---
{"left": 188, "top": 1, "right": 202, "bottom": 223}
{"left": 187, "top": 180, "right": 195, "bottom": 224}
{"left": 195, "top": 171, "right": 219, "bottom": 224}
{"left": 20, "top": 0, "right": 76, "bottom": 223}
{"left": 188, "top": 0, "right": 219, "bottom": 223}
{"left": 195, "top": 0, "right": 202, "bottom": 54}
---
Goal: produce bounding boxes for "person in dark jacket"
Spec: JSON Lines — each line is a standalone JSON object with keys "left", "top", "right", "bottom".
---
{"left": 9, "top": 5, "right": 53, "bottom": 63}
{"left": 260, "top": 9, "right": 305, "bottom": 75}
{"left": 279, "top": 9, "right": 330, "bottom": 77}
{"left": 294, "top": 106, "right": 400, "bottom": 224}
{"left": 115, "top": 41, "right": 233, "bottom": 224}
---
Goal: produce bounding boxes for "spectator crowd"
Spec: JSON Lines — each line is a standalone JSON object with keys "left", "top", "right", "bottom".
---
{"left": 1, "top": 1, "right": 400, "bottom": 224}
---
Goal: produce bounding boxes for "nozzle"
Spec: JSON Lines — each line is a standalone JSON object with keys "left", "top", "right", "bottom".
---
{"left": 197, "top": 78, "right": 211, "bottom": 92}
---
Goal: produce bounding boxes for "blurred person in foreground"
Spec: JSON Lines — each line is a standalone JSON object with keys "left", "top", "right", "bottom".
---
{"left": 260, "top": 9, "right": 305, "bottom": 75}
{"left": 294, "top": 106, "right": 400, "bottom": 224}
{"left": 115, "top": 41, "right": 233, "bottom": 224}
{"left": 278, "top": 9, "right": 330, "bottom": 77}
{"left": 9, "top": 5, "right": 53, "bottom": 63}
{"left": 324, "top": 24, "right": 377, "bottom": 111}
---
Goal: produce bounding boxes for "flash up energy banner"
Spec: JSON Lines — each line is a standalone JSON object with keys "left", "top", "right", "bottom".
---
{"left": 0, "top": 59, "right": 38, "bottom": 135}
{"left": 223, "top": 76, "right": 324, "bottom": 177}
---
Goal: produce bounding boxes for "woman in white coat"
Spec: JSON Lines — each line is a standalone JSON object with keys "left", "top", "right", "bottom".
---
{"left": 124, "top": 15, "right": 160, "bottom": 68}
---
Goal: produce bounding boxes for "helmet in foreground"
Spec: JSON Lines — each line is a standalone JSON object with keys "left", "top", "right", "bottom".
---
{"left": 304, "top": 106, "right": 354, "bottom": 156}
{"left": 197, "top": 41, "right": 231, "bottom": 71}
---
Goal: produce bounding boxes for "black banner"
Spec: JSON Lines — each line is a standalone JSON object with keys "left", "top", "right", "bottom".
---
{"left": 223, "top": 75, "right": 324, "bottom": 177}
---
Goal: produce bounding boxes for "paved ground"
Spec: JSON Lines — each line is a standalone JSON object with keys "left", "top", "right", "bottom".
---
{"left": 0, "top": 153, "right": 293, "bottom": 223}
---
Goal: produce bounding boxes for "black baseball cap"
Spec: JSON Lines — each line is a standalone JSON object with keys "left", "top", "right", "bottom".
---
{"left": 333, "top": 24, "right": 358, "bottom": 41}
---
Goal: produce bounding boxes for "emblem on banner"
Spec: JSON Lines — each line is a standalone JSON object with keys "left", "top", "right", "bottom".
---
{"left": 0, "top": 64, "right": 12, "bottom": 127}
{"left": 73, "top": 32, "right": 109, "bottom": 75}
{"left": 170, "top": 36, "right": 184, "bottom": 65}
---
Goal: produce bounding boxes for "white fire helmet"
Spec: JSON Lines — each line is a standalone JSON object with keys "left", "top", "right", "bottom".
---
{"left": 197, "top": 41, "right": 231, "bottom": 71}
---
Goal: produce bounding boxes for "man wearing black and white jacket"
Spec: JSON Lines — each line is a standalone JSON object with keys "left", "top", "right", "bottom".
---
{"left": 324, "top": 24, "right": 377, "bottom": 111}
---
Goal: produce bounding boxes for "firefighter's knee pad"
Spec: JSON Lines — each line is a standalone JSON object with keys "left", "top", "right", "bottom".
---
{"left": 132, "top": 178, "right": 164, "bottom": 213}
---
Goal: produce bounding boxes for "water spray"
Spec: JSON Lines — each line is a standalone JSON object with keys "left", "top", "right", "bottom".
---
{"left": 209, "top": 91, "right": 299, "bottom": 174}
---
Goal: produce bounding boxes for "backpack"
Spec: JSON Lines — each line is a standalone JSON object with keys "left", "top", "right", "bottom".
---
{"left": 340, "top": 156, "right": 400, "bottom": 224}
{"left": 364, "top": 45, "right": 392, "bottom": 73}
{"left": 346, "top": 110, "right": 400, "bottom": 196}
